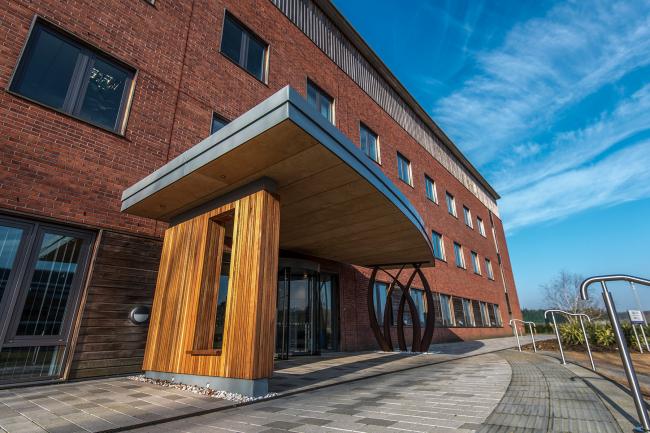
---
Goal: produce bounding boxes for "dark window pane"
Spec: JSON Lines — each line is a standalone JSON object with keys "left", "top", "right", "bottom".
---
{"left": 213, "top": 251, "right": 231, "bottom": 350}
{"left": 11, "top": 27, "right": 80, "bottom": 110}
{"left": 221, "top": 16, "right": 242, "bottom": 64}
{"left": 0, "top": 225, "right": 25, "bottom": 304}
{"left": 211, "top": 113, "right": 228, "bottom": 134}
{"left": 246, "top": 36, "right": 265, "bottom": 80}
{"left": 16, "top": 233, "right": 84, "bottom": 336}
{"left": 0, "top": 346, "right": 64, "bottom": 383}
{"left": 307, "top": 81, "right": 333, "bottom": 123}
{"left": 76, "top": 57, "right": 130, "bottom": 130}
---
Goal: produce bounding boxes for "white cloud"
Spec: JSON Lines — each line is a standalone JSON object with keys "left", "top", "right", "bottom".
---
{"left": 429, "top": 0, "right": 650, "bottom": 230}
{"left": 500, "top": 140, "right": 650, "bottom": 231}
{"left": 433, "top": 0, "right": 650, "bottom": 164}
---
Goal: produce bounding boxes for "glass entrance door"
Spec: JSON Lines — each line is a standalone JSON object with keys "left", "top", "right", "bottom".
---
{"left": 276, "top": 266, "right": 339, "bottom": 359}
{"left": 0, "top": 216, "right": 93, "bottom": 385}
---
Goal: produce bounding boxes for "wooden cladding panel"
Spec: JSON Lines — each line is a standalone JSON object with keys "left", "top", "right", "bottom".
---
{"left": 69, "top": 231, "right": 161, "bottom": 379}
{"left": 142, "top": 190, "right": 279, "bottom": 380}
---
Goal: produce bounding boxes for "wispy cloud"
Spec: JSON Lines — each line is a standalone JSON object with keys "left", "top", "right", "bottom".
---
{"left": 431, "top": 0, "right": 650, "bottom": 230}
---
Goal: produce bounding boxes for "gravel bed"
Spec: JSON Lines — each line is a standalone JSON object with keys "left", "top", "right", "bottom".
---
{"left": 127, "top": 374, "right": 278, "bottom": 402}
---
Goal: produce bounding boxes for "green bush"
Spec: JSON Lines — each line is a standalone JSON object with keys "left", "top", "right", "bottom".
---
{"left": 591, "top": 323, "right": 615, "bottom": 348}
{"left": 559, "top": 320, "right": 585, "bottom": 345}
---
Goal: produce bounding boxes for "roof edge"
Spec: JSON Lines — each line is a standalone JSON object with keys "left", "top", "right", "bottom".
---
{"left": 312, "top": 0, "right": 500, "bottom": 200}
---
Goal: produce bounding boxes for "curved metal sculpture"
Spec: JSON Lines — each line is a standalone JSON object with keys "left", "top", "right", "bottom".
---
{"left": 367, "top": 264, "right": 435, "bottom": 352}
{"left": 509, "top": 319, "right": 537, "bottom": 352}
{"left": 581, "top": 275, "right": 650, "bottom": 433}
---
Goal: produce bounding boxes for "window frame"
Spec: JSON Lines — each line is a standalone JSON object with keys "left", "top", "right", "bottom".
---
{"left": 424, "top": 175, "right": 438, "bottom": 204}
{"left": 219, "top": 11, "right": 270, "bottom": 84}
{"left": 477, "top": 217, "right": 486, "bottom": 237}
{"left": 439, "top": 294, "right": 454, "bottom": 327}
{"left": 306, "top": 78, "right": 335, "bottom": 124}
{"left": 446, "top": 192, "right": 457, "bottom": 217}
{"left": 431, "top": 230, "right": 445, "bottom": 261}
{"left": 7, "top": 16, "right": 137, "bottom": 136}
{"left": 210, "top": 112, "right": 230, "bottom": 135}
{"left": 485, "top": 258, "right": 495, "bottom": 280}
{"left": 359, "top": 122, "right": 380, "bottom": 163}
{"left": 471, "top": 251, "right": 481, "bottom": 275}
{"left": 453, "top": 242, "right": 466, "bottom": 269}
{"left": 396, "top": 152, "right": 413, "bottom": 186}
{"left": 463, "top": 206, "right": 473, "bottom": 228}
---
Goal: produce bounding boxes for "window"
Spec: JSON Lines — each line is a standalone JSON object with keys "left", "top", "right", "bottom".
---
{"left": 397, "top": 153, "right": 412, "bottom": 186}
{"left": 480, "top": 302, "right": 490, "bottom": 326}
{"left": 452, "top": 297, "right": 465, "bottom": 327}
{"left": 493, "top": 304, "right": 503, "bottom": 326}
{"left": 373, "top": 282, "right": 388, "bottom": 325}
{"left": 424, "top": 175, "right": 438, "bottom": 203}
{"left": 477, "top": 217, "right": 486, "bottom": 237}
{"left": 440, "top": 294, "right": 453, "bottom": 326}
{"left": 412, "top": 289, "right": 426, "bottom": 326}
{"left": 463, "top": 206, "right": 473, "bottom": 228}
{"left": 472, "top": 300, "right": 483, "bottom": 326}
{"left": 220, "top": 13, "right": 268, "bottom": 82}
{"left": 488, "top": 303, "right": 498, "bottom": 326}
{"left": 471, "top": 251, "right": 481, "bottom": 275}
{"left": 485, "top": 258, "right": 494, "bottom": 280}
{"left": 359, "top": 123, "right": 379, "bottom": 162}
{"left": 431, "top": 231, "right": 445, "bottom": 260}
{"left": 10, "top": 20, "right": 135, "bottom": 134}
{"left": 211, "top": 113, "right": 229, "bottom": 134}
{"left": 307, "top": 80, "right": 334, "bottom": 123}
{"left": 453, "top": 242, "right": 465, "bottom": 269}
{"left": 462, "top": 299, "right": 475, "bottom": 326}
{"left": 446, "top": 192, "right": 457, "bottom": 217}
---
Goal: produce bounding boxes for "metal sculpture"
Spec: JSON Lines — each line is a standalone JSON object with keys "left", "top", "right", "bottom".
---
{"left": 509, "top": 319, "right": 537, "bottom": 352}
{"left": 581, "top": 275, "right": 650, "bottom": 432}
{"left": 367, "top": 263, "right": 435, "bottom": 352}
{"left": 544, "top": 309, "right": 594, "bottom": 371}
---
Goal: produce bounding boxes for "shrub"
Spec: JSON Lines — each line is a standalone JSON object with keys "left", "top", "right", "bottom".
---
{"left": 559, "top": 320, "right": 585, "bottom": 345}
{"left": 591, "top": 323, "right": 615, "bottom": 348}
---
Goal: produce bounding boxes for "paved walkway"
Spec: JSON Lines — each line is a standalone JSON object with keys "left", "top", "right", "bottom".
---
{"left": 0, "top": 336, "right": 541, "bottom": 433}
{"left": 127, "top": 353, "right": 511, "bottom": 433}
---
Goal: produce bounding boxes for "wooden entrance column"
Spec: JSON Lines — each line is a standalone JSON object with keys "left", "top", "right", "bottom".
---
{"left": 142, "top": 189, "right": 279, "bottom": 395}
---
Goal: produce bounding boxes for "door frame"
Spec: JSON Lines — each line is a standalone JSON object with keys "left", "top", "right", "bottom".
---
{"left": 0, "top": 214, "right": 95, "bottom": 385}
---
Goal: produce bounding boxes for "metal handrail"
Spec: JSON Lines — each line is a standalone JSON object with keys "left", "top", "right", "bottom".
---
{"left": 580, "top": 275, "right": 650, "bottom": 432}
{"left": 543, "top": 309, "right": 594, "bottom": 371}
{"left": 509, "top": 319, "right": 537, "bottom": 352}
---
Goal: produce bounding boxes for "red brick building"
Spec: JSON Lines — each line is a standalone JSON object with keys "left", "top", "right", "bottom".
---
{"left": 0, "top": 0, "right": 521, "bottom": 388}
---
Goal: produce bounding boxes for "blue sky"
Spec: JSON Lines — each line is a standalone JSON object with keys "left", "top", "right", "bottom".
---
{"left": 333, "top": 0, "right": 650, "bottom": 309}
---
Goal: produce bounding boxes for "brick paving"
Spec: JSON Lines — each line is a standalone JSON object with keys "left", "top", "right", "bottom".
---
{"left": 126, "top": 353, "right": 511, "bottom": 433}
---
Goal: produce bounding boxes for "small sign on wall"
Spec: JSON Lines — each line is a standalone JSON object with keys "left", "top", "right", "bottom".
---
{"left": 628, "top": 310, "right": 646, "bottom": 325}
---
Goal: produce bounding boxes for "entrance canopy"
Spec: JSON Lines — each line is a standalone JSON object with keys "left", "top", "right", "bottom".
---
{"left": 121, "top": 86, "right": 433, "bottom": 267}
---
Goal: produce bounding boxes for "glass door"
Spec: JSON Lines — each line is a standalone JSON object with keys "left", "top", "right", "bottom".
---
{"left": 318, "top": 273, "right": 339, "bottom": 352}
{"left": 0, "top": 216, "right": 93, "bottom": 385}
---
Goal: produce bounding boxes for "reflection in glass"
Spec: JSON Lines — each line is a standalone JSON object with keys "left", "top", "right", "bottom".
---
{"left": 77, "top": 58, "right": 129, "bottom": 130}
{"left": 318, "top": 274, "right": 338, "bottom": 351}
{"left": 373, "top": 282, "right": 388, "bottom": 325}
{"left": 0, "top": 225, "right": 24, "bottom": 304}
{"left": 213, "top": 251, "right": 231, "bottom": 350}
{"left": 16, "top": 233, "right": 82, "bottom": 336}
{"left": 0, "top": 346, "right": 63, "bottom": 383}
{"left": 11, "top": 26, "right": 80, "bottom": 110}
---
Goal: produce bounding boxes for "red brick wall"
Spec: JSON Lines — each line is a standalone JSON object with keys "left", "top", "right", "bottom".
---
{"left": 0, "top": 0, "right": 521, "bottom": 351}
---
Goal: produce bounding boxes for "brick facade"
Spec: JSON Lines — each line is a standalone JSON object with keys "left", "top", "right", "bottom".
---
{"left": 0, "top": 0, "right": 522, "bottom": 374}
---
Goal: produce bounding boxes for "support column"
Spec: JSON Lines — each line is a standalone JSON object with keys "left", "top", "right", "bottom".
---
{"left": 141, "top": 189, "right": 279, "bottom": 396}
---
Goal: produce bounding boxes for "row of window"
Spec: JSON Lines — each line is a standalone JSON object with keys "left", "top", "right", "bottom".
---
{"left": 9, "top": 13, "right": 267, "bottom": 136}
{"left": 372, "top": 282, "right": 503, "bottom": 329}
{"left": 445, "top": 192, "right": 487, "bottom": 236}
{"left": 431, "top": 231, "right": 495, "bottom": 279}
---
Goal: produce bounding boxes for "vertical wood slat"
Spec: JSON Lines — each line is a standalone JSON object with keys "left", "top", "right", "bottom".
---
{"left": 142, "top": 190, "right": 279, "bottom": 380}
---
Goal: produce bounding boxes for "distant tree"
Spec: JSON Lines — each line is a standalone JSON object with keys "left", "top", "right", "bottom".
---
{"left": 521, "top": 308, "right": 546, "bottom": 323}
{"left": 542, "top": 270, "right": 604, "bottom": 318}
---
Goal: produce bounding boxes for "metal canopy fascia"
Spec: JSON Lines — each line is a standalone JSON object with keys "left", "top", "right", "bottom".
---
{"left": 121, "top": 86, "right": 433, "bottom": 266}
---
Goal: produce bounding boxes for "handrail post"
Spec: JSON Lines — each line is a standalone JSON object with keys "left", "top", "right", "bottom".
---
{"left": 641, "top": 324, "right": 650, "bottom": 352}
{"left": 633, "top": 325, "right": 644, "bottom": 354}
{"left": 579, "top": 315, "right": 595, "bottom": 371}
{"left": 601, "top": 281, "right": 650, "bottom": 432}
{"left": 510, "top": 319, "right": 521, "bottom": 351}
{"left": 551, "top": 312, "right": 566, "bottom": 365}
{"left": 529, "top": 322, "right": 537, "bottom": 352}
